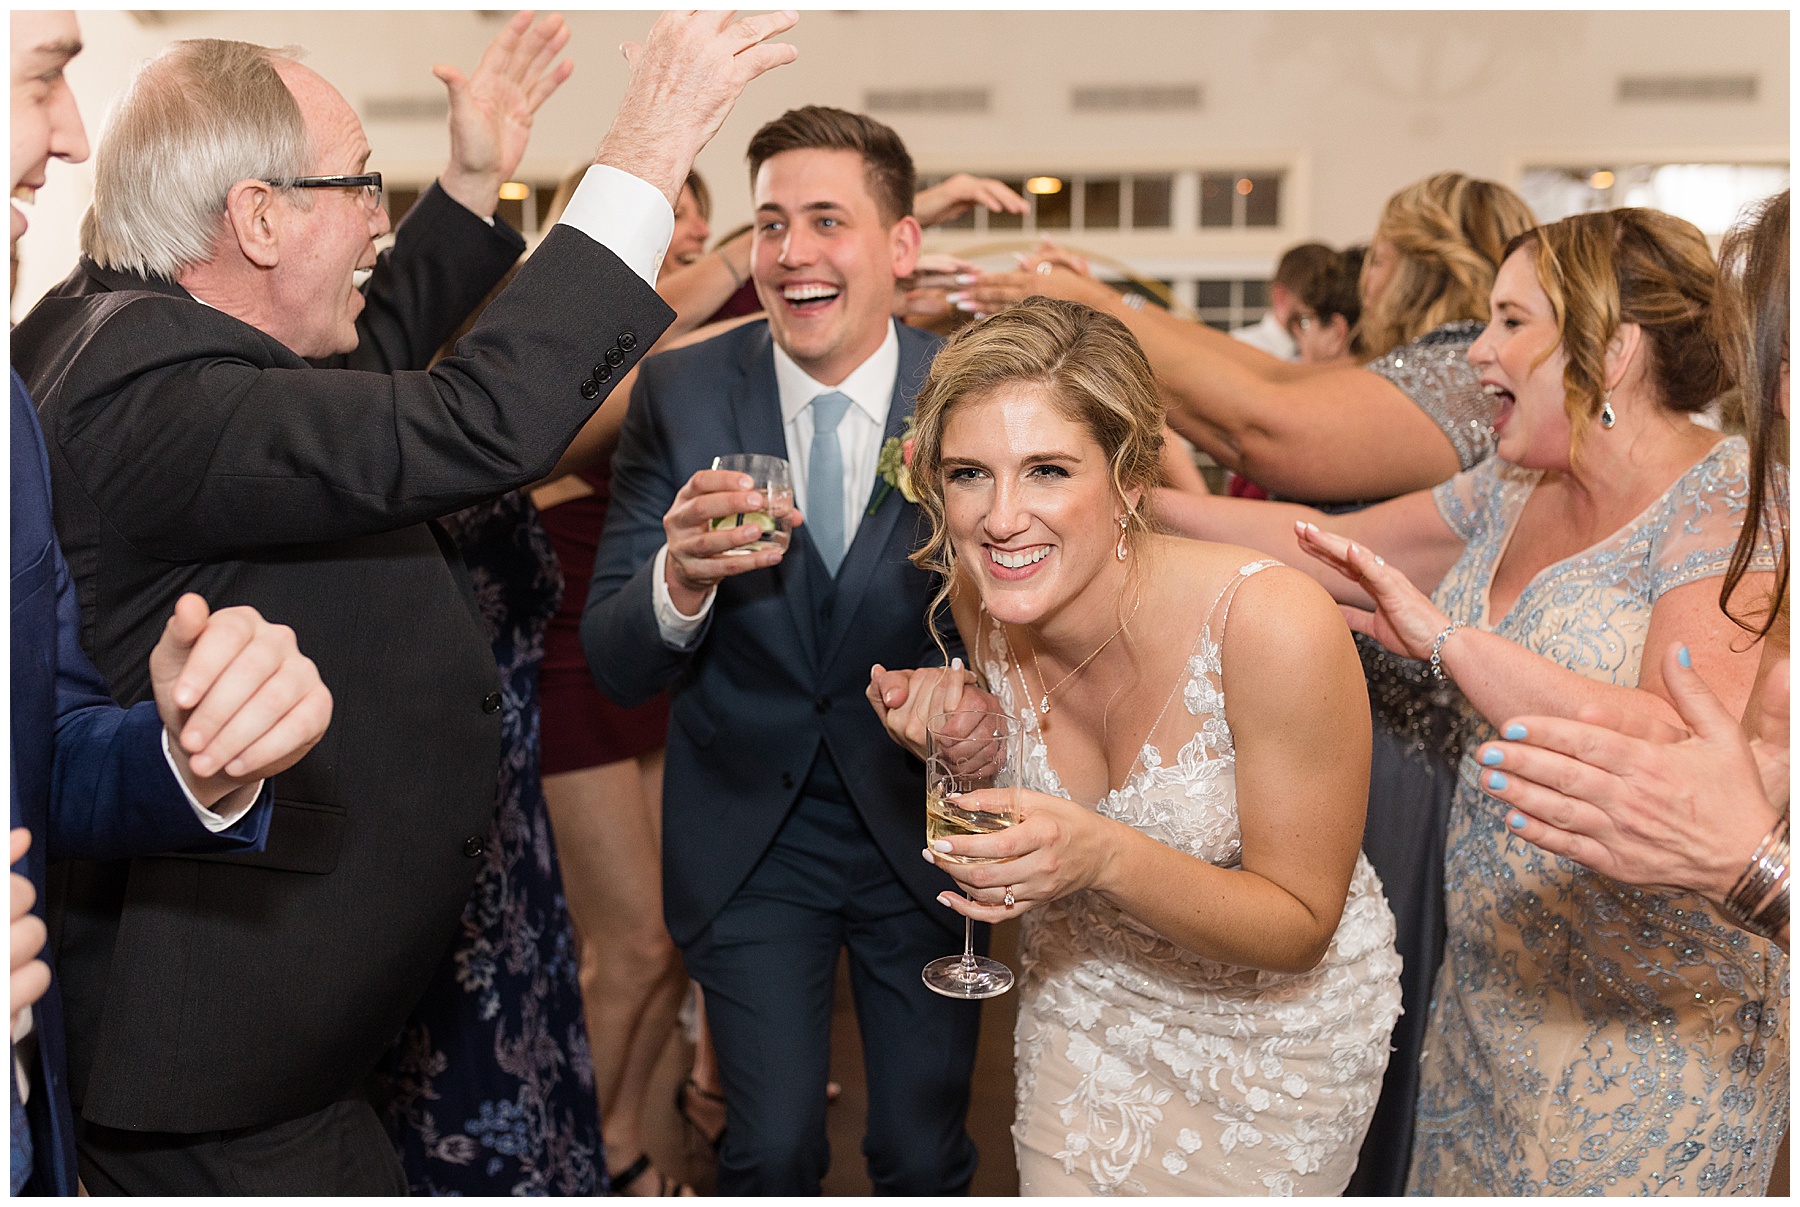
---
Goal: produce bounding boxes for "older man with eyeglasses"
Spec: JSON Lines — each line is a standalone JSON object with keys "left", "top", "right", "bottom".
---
{"left": 11, "top": 10, "right": 797, "bottom": 1195}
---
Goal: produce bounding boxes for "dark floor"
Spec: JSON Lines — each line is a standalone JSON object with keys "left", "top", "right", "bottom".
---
{"left": 639, "top": 919, "right": 1021, "bottom": 1196}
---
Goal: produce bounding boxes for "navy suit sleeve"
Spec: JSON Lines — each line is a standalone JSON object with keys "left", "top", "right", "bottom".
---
{"left": 580, "top": 360, "right": 704, "bottom": 708}
{"left": 46, "top": 529, "right": 269, "bottom": 864}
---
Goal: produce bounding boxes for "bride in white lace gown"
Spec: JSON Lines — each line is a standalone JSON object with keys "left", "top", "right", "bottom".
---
{"left": 866, "top": 299, "right": 1402, "bottom": 1196}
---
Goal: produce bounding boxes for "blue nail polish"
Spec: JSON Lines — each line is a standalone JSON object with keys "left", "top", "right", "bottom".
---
{"left": 1509, "top": 813, "right": 1527, "bottom": 830}
{"left": 1677, "top": 645, "right": 1691, "bottom": 668}
{"left": 1503, "top": 723, "right": 1527, "bottom": 741}
{"left": 1487, "top": 770, "right": 1508, "bottom": 792}
{"left": 1481, "top": 748, "right": 1503, "bottom": 766}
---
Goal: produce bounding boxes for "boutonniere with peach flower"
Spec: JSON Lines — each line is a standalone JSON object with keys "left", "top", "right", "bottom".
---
{"left": 869, "top": 414, "right": 918, "bottom": 514}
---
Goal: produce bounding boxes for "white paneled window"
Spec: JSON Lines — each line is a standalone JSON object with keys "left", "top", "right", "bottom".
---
{"left": 920, "top": 169, "right": 1281, "bottom": 234}
{"left": 1520, "top": 164, "right": 1789, "bottom": 234}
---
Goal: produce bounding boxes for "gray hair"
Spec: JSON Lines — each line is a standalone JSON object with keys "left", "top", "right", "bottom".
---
{"left": 81, "top": 39, "right": 312, "bottom": 281}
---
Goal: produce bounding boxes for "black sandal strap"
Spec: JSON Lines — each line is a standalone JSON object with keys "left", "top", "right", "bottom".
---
{"left": 607, "top": 1152, "right": 653, "bottom": 1196}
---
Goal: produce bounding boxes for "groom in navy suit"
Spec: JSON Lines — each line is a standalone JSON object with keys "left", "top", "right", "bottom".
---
{"left": 584, "top": 107, "right": 981, "bottom": 1194}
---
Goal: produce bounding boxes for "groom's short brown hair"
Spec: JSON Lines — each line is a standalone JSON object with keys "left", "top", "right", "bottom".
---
{"left": 746, "top": 105, "right": 915, "bottom": 226}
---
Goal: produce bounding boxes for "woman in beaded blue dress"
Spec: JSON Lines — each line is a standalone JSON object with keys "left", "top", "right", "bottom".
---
{"left": 973, "top": 172, "right": 1539, "bottom": 1192}
{"left": 1180, "top": 207, "right": 1785, "bottom": 1194}
{"left": 372, "top": 490, "right": 603, "bottom": 1195}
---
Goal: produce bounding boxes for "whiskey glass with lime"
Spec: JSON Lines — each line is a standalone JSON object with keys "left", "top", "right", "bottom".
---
{"left": 710, "top": 453, "right": 794, "bottom": 554}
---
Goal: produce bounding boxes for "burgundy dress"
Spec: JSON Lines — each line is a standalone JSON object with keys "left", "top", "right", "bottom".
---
{"left": 538, "top": 465, "right": 669, "bottom": 772}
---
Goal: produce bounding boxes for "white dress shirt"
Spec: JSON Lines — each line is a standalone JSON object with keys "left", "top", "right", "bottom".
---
{"left": 553, "top": 164, "right": 676, "bottom": 287}
{"left": 1231, "top": 311, "right": 1298, "bottom": 361}
{"left": 653, "top": 321, "right": 903, "bottom": 646}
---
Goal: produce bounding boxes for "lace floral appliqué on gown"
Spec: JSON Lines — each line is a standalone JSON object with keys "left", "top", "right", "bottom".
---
{"left": 988, "top": 561, "right": 1403, "bottom": 1196}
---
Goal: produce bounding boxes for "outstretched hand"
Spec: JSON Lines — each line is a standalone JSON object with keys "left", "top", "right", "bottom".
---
{"left": 912, "top": 174, "right": 1028, "bottom": 228}
{"left": 947, "top": 247, "right": 1111, "bottom": 320}
{"left": 601, "top": 11, "right": 800, "bottom": 206}
{"left": 1475, "top": 645, "right": 1787, "bottom": 906}
{"left": 149, "top": 594, "right": 334, "bottom": 811}
{"left": 1294, "top": 521, "right": 1443, "bottom": 660}
{"left": 436, "top": 10, "right": 576, "bottom": 217}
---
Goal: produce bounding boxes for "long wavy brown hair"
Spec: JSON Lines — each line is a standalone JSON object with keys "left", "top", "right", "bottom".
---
{"left": 1714, "top": 191, "right": 1789, "bottom": 645}
{"left": 1358, "top": 172, "right": 1536, "bottom": 360}
{"left": 1504, "top": 208, "right": 1728, "bottom": 455}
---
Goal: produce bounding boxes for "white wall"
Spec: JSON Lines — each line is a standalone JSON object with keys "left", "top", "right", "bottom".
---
{"left": 12, "top": 9, "right": 1788, "bottom": 320}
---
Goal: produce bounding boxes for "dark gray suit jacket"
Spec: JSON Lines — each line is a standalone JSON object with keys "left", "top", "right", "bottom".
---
{"left": 11, "top": 184, "right": 674, "bottom": 1133}
{"left": 583, "top": 320, "right": 966, "bottom": 947}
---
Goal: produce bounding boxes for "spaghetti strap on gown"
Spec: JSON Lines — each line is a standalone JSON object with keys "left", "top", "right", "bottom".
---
{"left": 983, "top": 559, "right": 1403, "bottom": 1196}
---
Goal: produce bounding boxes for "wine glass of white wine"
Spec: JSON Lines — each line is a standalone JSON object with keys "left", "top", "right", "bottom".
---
{"left": 923, "top": 708, "right": 1019, "bottom": 999}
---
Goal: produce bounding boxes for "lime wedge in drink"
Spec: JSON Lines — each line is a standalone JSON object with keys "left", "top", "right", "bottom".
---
{"left": 711, "top": 511, "right": 776, "bottom": 534}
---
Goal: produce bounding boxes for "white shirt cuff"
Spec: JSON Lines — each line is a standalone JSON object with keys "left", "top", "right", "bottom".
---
{"left": 162, "top": 727, "right": 263, "bottom": 833}
{"left": 651, "top": 544, "right": 714, "bottom": 649}
{"left": 555, "top": 164, "right": 675, "bottom": 287}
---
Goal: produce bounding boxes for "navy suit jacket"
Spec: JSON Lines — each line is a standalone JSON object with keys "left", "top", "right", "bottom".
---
{"left": 9, "top": 372, "right": 269, "bottom": 1194}
{"left": 583, "top": 320, "right": 968, "bottom": 947}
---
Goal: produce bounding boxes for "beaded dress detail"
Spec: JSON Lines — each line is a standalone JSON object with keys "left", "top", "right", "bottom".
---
{"left": 1359, "top": 319, "right": 1496, "bottom": 765}
{"left": 989, "top": 561, "right": 1403, "bottom": 1196}
{"left": 1409, "top": 438, "right": 1789, "bottom": 1196}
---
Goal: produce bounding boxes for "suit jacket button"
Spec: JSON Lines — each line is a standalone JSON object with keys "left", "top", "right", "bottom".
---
{"left": 482, "top": 691, "right": 502, "bottom": 714}
{"left": 596, "top": 364, "right": 613, "bottom": 384}
{"left": 579, "top": 378, "right": 600, "bottom": 400}
{"left": 814, "top": 696, "right": 831, "bottom": 715}
{"left": 463, "top": 836, "right": 484, "bottom": 857}
{"left": 604, "top": 347, "right": 626, "bottom": 368}
{"left": 618, "top": 331, "right": 638, "bottom": 352}
{"left": 780, "top": 771, "right": 796, "bottom": 790}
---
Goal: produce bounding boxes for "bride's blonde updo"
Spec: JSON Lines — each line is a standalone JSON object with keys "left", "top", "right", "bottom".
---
{"left": 908, "top": 297, "right": 1165, "bottom": 624}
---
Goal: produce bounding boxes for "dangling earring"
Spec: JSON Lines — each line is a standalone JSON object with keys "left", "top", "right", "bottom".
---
{"left": 1598, "top": 389, "right": 1617, "bottom": 430}
{"left": 1116, "top": 515, "right": 1130, "bottom": 561}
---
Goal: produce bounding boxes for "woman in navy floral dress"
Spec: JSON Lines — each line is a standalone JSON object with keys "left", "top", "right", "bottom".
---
{"left": 374, "top": 491, "right": 604, "bottom": 1195}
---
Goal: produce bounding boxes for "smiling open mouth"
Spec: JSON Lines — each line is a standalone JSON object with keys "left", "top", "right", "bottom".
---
{"left": 782, "top": 282, "right": 840, "bottom": 313}
{"left": 989, "top": 545, "right": 1049, "bottom": 570}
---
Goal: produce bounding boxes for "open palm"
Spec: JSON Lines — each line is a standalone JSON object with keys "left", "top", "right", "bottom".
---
{"left": 435, "top": 10, "right": 574, "bottom": 208}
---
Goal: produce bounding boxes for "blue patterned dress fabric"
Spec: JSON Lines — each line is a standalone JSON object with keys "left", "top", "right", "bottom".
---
{"left": 374, "top": 493, "right": 603, "bottom": 1195}
{"left": 1408, "top": 437, "right": 1789, "bottom": 1196}
{"left": 11, "top": 1062, "right": 30, "bottom": 1195}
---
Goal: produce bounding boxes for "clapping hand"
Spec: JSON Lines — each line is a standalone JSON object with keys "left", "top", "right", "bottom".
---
{"left": 150, "top": 594, "right": 333, "bottom": 812}
{"left": 1294, "top": 521, "right": 1444, "bottom": 660}
{"left": 436, "top": 10, "right": 576, "bottom": 218}
{"left": 1474, "top": 646, "right": 1788, "bottom": 903}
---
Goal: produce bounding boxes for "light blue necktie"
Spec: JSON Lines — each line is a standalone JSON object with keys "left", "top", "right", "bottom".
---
{"left": 807, "top": 391, "right": 853, "bottom": 576}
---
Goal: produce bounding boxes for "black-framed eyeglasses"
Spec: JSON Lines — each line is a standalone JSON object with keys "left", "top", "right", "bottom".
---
{"left": 267, "top": 172, "right": 383, "bottom": 209}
